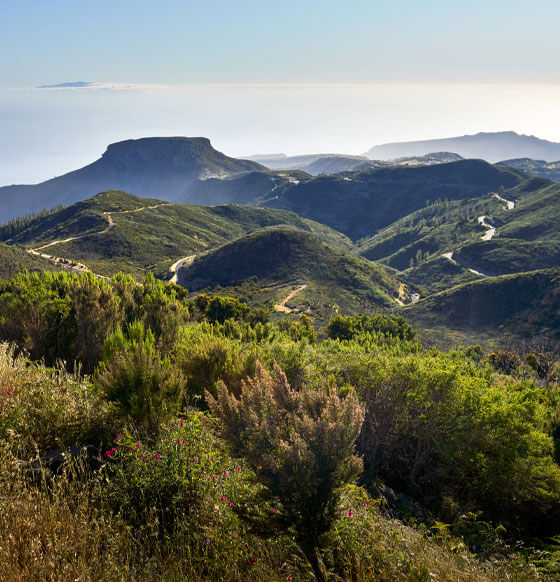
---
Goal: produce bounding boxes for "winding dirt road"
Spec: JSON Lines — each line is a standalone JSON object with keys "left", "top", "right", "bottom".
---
{"left": 442, "top": 191, "right": 515, "bottom": 277}
{"left": 27, "top": 202, "right": 175, "bottom": 278}
{"left": 275, "top": 284, "right": 307, "bottom": 313}
{"left": 169, "top": 255, "right": 196, "bottom": 284}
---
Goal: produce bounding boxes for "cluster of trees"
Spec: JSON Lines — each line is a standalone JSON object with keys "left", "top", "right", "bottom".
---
{"left": 1, "top": 271, "right": 560, "bottom": 578}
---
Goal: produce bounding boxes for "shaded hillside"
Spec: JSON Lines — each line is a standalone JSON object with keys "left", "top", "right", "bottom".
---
{"left": 365, "top": 131, "right": 560, "bottom": 163}
{"left": 2, "top": 191, "right": 354, "bottom": 279}
{"left": 453, "top": 182, "right": 560, "bottom": 275}
{"left": 0, "top": 243, "right": 63, "bottom": 279}
{"left": 0, "top": 137, "right": 268, "bottom": 222}
{"left": 245, "top": 153, "right": 373, "bottom": 174}
{"left": 179, "top": 228, "right": 410, "bottom": 322}
{"left": 405, "top": 268, "right": 560, "bottom": 341}
{"left": 263, "top": 159, "right": 522, "bottom": 239}
{"left": 500, "top": 158, "right": 560, "bottom": 182}
{"left": 355, "top": 177, "right": 560, "bottom": 293}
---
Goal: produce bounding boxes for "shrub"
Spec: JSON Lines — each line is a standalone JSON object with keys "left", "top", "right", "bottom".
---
{"left": 96, "top": 322, "right": 184, "bottom": 435}
{"left": 207, "top": 363, "right": 364, "bottom": 581}
{"left": 0, "top": 342, "right": 113, "bottom": 454}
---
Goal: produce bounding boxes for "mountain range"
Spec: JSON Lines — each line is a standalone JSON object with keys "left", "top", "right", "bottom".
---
{"left": 364, "top": 131, "right": 560, "bottom": 163}
{"left": 3, "top": 133, "right": 560, "bottom": 344}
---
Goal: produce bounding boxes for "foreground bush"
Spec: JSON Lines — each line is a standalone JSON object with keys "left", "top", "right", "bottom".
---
{"left": 0, "top": 342, "right": 113, "bottom": 454}
{"left": 207, "top": 363, "right": 364, "bottom": 581}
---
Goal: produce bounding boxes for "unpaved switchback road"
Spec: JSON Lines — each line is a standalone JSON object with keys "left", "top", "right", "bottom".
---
{"left": 275, "top": 284, "right": 307, "bottom": 313}
{"left": 27, "top": 202, "right": 175, "bottom": 278}
{"left": 442, "top": 192, "right": 515, "bottom": 277}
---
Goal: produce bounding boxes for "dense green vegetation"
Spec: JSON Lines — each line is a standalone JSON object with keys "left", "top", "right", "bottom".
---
{"left": 405, "top": 268, "right": 560, "bottom": 344}
{"left": 1, "top": 271, "right": 559, "bottom": 579}
{"left": 0, "top": 243, "right": 64, "bottom": 279}
{"left": 264, "top": 159, "right": 523, "bottom": 239}
{"left": 0, "top": 191, "right": 354, "bottom": 279}
{"left": 179, "top": 228, "right": 410, "bottom": 322}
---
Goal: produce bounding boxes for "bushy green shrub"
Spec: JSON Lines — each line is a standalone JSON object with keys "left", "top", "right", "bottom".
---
{"left": 96, "top": 321, "right": 184, "bottom": 434}
{"left": 0, "top": 342, "right": 113, "bottom": 454}
{"left": 207, "top": 363, "right": 364, "bottom": 581}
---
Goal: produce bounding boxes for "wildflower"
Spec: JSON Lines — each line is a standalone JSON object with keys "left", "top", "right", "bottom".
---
{"left": 136, "top": 443, "right": 141, "bottom": 448}
{"left": 347, "top": 510, "right": 353, "bottom": 517}
{"left": 179, "top": 419, "right": 184, "bottom": 426}
{"left": 194, "top": 457, "right": 198, "bottom": 462}
{"left": 270, "top": 508, "right": 275, "bottom": 513}
{"left": 143, "top": 458, "right": 147, "bottom": 463}
{"left": 211, "top": 475, "right": 215, "bottom": 481}
{"left": 237, "top": 466, "right": 241, "bottom": 471}
{"left": 363, "top": 502, "right": 367, "bottom": 507}
{"left": 154, "top": 454, "right": 160, "bottom": 460}
{"left": 105, "top": 451, "right": 112, "bottom": 459}
{"left": 287, "top": 577, "right": 292, "bottom": 581}
{"left": 6, "top": 391, "right": 12, "bottom": 396}
{"left": 229, "top": 502, "right": 233, "bottom": 507}
{"left": 253, "top": 557, "right": 258, "bottom": 563}
{"left": 114, "top": 434, "right": 122, "bottom": 442}
{"left": 221, "top": 496, "right": 227, "bottom": 501}
{"left": 205, "top": 539, "right": 210, "bottom": 545}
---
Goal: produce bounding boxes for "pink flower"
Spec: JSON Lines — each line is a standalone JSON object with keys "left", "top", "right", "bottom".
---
{"left": 142, "top": 458, "right": 147, "bottom": 463}
{"left": 6, "top": 391, "right": 12, "bottom": 396}
{"left": 179, "top": 419, "right": 184, "bottom": 427}
{"left": 229, "top": 502, "right": 233, "bottom": 507}
{"left": 136, "top": 443, "right": 141, "bottom": 448}
{"left": 347, "top": 510, "right": 353, "bottom": 517}
{"left": 211, "top": 475, "right": 215, "bottom": 482}
{"left": 270, "top": 508, "right": 275, "bottom": 513}
{"left": 194, "top": 457, "right": 198, "bottom": 463}
{"left": 237, "top": 466, "right": 241, "bottom": 471}
{"left": 114, "top": 434, "right": 122, "bottom": 442}
{"left": 221, "top": 496, "right": 227, "bottom": 502}
{"left": 362, "top": 502, "right": 367, "bottom": 507}
{"left": 105, "top": 450, "right": 112, "bottom": 459}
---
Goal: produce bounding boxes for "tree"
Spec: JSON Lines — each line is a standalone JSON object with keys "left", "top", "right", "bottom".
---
{"left": 206, "top": 363, "right": 364, "bottom": 581}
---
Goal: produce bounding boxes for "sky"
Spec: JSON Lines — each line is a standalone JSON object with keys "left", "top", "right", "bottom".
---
{"left": 1, "top": 0, "right": 560, "bottom": 184}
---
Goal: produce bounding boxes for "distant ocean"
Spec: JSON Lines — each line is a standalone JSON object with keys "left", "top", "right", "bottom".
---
{"left": 1, "top": 83, "right": 560, "bottom": 186}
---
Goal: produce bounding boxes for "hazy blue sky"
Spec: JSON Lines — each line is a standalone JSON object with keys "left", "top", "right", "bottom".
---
{"left": 1, "top": 1, "right": 560, "bottom": 185}
{"left": 2, "top": 0, "right": 560, "bottom": 85}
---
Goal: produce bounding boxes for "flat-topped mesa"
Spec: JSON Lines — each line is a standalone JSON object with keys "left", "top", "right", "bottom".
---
{"left": 101, "top": 137, "right": 264, "bottom": 177}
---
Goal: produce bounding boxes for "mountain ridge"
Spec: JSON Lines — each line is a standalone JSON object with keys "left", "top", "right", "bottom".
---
{"left": 364, "top": 131, "right": 560, "bottom": 163}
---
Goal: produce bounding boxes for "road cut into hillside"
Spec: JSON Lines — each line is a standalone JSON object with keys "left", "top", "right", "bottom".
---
{"left": 275, "top": 284, "right": 307, "bottom": 313}
{"left": 442, "top": 191, "right": 515, "bottom": 277}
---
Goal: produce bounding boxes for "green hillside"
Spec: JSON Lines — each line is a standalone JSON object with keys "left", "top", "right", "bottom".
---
{"left": 0, "top": 243, "right": 63, "bottom": 279}
{"left": 405, "top": 268, "right": 560, "bottom": 343}
{"left": 264, "top": 159, "right": 523, "bottom": 239}
{"left": 1, "top": 191, "right": 354, "bottom": 279}
{"left": 179, "top": 228, "right": 411, "bottom": 322}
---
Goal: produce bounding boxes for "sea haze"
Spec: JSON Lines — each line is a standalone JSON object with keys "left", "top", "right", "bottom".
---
{"left": 1, "top": 83, "right": 560, "bottom": 186}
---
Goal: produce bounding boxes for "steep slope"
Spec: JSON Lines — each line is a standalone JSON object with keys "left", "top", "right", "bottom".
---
{"left": 365, "top": 131, "right": 560, "bottom": 163}
{"left": 0, "top": 243, "right": 63, "bottom": 279}
{"left": 451, "top": 181, "right": 560, "bottom": 276}
{"left": 0, "top": 137, "right": 268, "bottom": 222}
{"left": 405, "top": 268, "right": 560, "bottom": 342}
{"left": 2, "top": 191, "right": 354, "bottom": 279}
{"left": 178, "top": 228, "right": 410, "bottom": 321}
{"left": 263, "top": 159, "right": 522, "bottom": 240}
